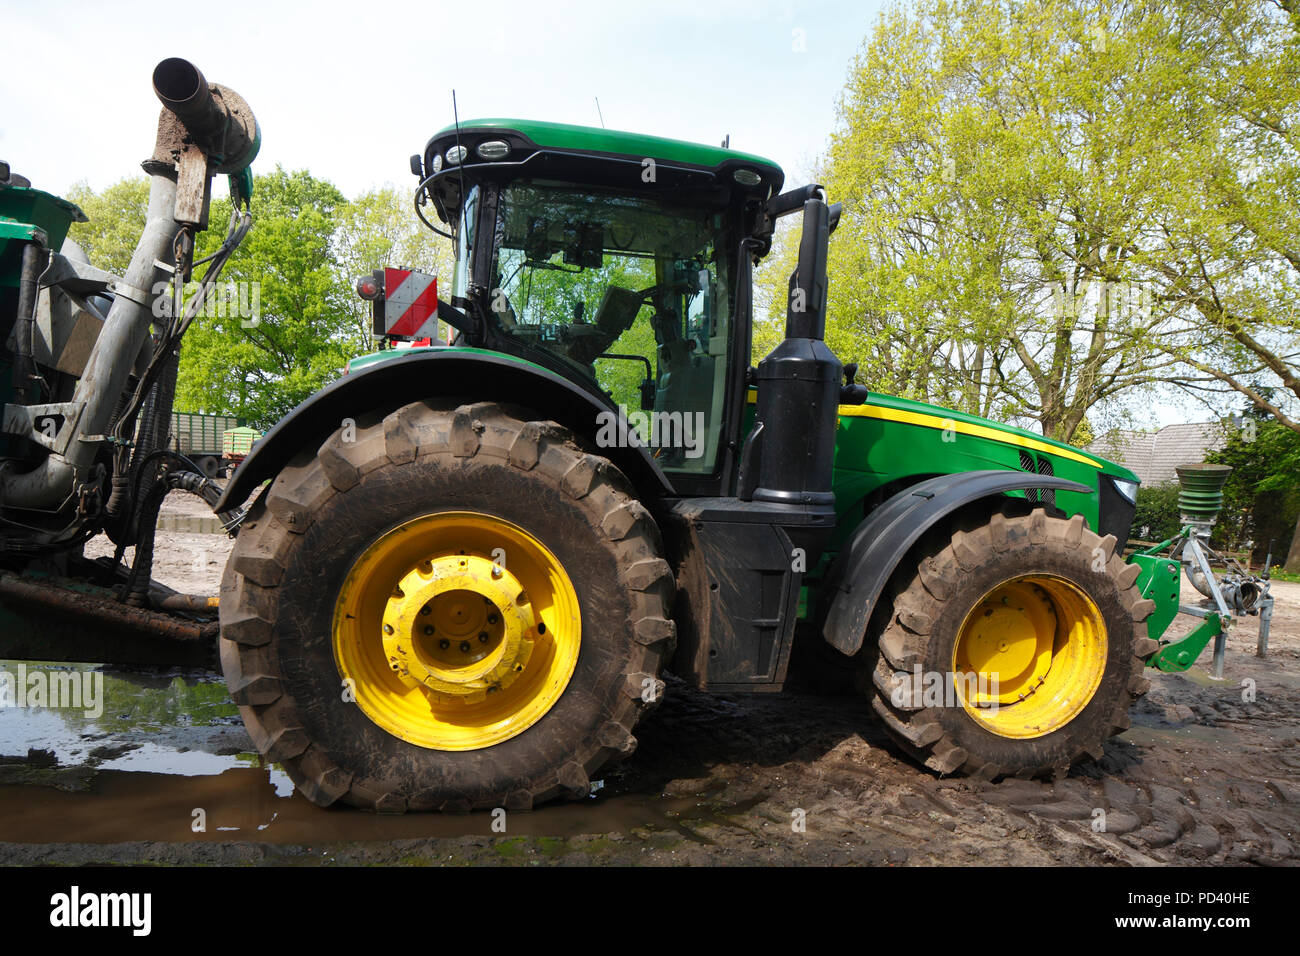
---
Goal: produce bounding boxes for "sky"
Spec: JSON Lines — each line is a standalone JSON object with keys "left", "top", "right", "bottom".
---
{"left": 0, "top": 0, "right": 882, "bottom": 198}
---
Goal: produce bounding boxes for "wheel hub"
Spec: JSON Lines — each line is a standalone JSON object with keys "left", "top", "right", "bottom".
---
{"left": 332, "top": 511, "right": 582, "bottom": 751}
{"left": 952, "top": 573, "right": 1108, "bottom": 739}
{"left": 954, "top": 581, "right": 1056, "bottom": 705}
{"left": 382, "top": 555, "right": 536, "bottom": 704}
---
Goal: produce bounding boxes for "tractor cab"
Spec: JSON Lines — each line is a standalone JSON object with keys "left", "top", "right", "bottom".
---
{"left": 412, "top": 120, "right": 786, "bottom": 481}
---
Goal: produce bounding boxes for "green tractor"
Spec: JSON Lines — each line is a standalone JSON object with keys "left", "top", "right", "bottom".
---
{"left": 1, "top": 63, "right": 1190, "bottom": 812}
{"left": 212, "top": 120, "right": 1177, "bottom": 809}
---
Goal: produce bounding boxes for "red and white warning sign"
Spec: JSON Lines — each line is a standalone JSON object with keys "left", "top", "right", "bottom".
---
{"left": 381, "top": 268, "right": 438, "bottom": 339}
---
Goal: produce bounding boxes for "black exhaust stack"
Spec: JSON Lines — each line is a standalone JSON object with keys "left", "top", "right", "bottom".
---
{"left": 746, "top": 196, "right": 841, "bottom": 509}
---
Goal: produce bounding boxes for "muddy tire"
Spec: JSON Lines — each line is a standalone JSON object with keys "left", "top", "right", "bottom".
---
{"left": 868, "top": 508, "right": 1158, "bottom": 780}
{"left": 219, "top": 400, "right": 675, "bottom": 811}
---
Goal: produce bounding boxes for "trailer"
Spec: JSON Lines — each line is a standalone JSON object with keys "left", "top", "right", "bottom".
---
{"left": 170, "top": 411, "right": 239, "bottom": 477}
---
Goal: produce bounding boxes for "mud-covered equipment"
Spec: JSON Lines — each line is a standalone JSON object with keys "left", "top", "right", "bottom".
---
{"left": 1, "top": 59, "right": 256, "bottom": 644}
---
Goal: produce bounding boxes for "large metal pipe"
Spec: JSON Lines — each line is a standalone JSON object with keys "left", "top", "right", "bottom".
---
{"left": 153, "top": 58, "right": 225, "bottom": 143}
{"left": 2, "top": 58, "right": 256, "bottom": 516}
{"left": 10, "top": 242, "right": 45, "bottom": 403}
{"left": 2, "top": 172, "right": 179, "bottom": 509}
{"left": 152, "top": 57, "right": 259, "bottom": 174}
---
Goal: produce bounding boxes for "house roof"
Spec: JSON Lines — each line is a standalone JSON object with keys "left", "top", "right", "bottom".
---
{"left": 1086, "top": 422, "right": 1228, "bottom": 485}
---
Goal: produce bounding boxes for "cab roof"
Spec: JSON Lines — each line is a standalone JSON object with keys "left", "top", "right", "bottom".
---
{"left": 428, "top": 118, "right": 784, "bottom": 180}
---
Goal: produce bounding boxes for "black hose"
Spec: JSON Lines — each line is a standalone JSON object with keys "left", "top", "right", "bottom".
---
{"left": 11, "top": 243, "right": 47, "bottom": 404}
{"left": 120, "top": 467, "right": 216, "bottom": 606}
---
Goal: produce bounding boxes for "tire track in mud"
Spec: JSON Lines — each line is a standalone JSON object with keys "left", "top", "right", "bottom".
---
{"left": 608, "top": 657, "right": 1299, "bottom": 865}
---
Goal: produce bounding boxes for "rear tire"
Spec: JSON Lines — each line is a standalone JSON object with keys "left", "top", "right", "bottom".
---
{"left": 868, "top": 508, "right": 1158, "bottom": 779}
{"left": 219, "top": 400, "right": 675, "bottom": 811}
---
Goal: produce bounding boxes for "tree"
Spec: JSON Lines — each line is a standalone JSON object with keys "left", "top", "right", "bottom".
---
{"left": 761, "top": 0, "right": 1298, "bottom": 446}
{"left": 1207, "top": 409, "right": 1300, "bottom": 566}
{"left": 1131, "top": 1, "right": 1300, "bottom": 434}
{"left": 758, "top": 0, "right": 1201, "bottom": 441}
{"left": 58, "top": 172, "right": 460, "bottom": 431}
{"left": 64, "top": 177, "right": 150, "bottom": 274}
{"left": 1132, "top": 482, "right": 1182, "bottom": 542}
{"left": 176, "top": 167, "right": 355, "bottom": 428}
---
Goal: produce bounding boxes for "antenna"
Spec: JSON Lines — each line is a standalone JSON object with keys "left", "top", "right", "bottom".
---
{"left": 452, "top": 89, "right": 464, "bottom": 159}
{"left": 595, "top": 97, "right": 606, "bottom": 129}
{"left": 450, "top": 89, "right": 478, "bottom": 340}
{"left": 451, "top": 90, "right": 470, "bottom": 242}
{"left": 721, "top": 134, "right": 730, "bottom": 148}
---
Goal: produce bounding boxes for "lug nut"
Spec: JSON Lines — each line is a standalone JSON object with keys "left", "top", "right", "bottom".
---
{"left": 478, "top": 632, "right": 489, "bottom": 643}
{"left": 459, "top": 641, "right": 471, "bottom": 653}
{"left": 424, "top": 626, "right": 435, "bottom": 636}
{"left": 487, "top": 613, "right": 499, "bottom": 625}
{"left": 439, "top": 639, "right": 450, "bottom": 650}
{"left": 420, "top": 605, "right": 431, "bottom": 616}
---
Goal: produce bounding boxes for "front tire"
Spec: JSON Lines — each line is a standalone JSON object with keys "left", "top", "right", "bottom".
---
{"left": 219, "top": 400, "right": 675, "bottom": 811}
{"left": 868, "top": 508, "right": 1158, "bottom": 779}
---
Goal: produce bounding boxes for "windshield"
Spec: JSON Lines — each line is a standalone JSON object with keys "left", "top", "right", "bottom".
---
{"left": 484, "top": 181, "right": 733, "bottom": 474}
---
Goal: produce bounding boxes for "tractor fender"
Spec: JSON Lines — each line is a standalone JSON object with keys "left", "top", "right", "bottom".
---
{"left": 820, "top": 470, "right": 1092, "bottom": 656}
{"left": 213, "top": 349, "right": 673, "bottom": 512}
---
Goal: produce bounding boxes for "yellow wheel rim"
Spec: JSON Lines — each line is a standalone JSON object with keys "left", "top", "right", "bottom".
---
{"left": 952, "top": 574, "right": 1107, "bottom": 740}
{"left": 332, "top": 511, "right": 581, "bottom": 751}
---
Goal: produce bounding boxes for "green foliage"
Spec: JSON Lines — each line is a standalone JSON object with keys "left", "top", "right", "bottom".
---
{"left": 1207, "top": 418, "right": 1300, "bottom": 559}
{"left": 1132, "top": 482, "right": 1182, "bottom": 543}
{"left": 63, "top": 173, "right": 453, "bottom": 431}
{"left": 64, "top": 177, "right": 149, "bottom": 274}
{"left": 177, "top": 167, "right": 353, "bottom": 428}
{"left": 760, "top": 0, "right": 1300, "bottom": 441}
{"left": 334, "top": 184, "right": 456, "bottom": 342}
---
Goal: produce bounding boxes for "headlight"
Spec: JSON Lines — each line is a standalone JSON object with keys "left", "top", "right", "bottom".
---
{"left": 475, "top": 140, "right": 510, "bottom": 160}
{"left": 445, "top": 145, "right": 468, "bottom": 166}
{"left": 1111, "top": 476, "right": 1139, "bottom": 504}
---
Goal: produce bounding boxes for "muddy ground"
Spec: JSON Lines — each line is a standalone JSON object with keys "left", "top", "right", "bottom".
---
{"left": 0, "top": 493, "right": 1296, "bottom": 866}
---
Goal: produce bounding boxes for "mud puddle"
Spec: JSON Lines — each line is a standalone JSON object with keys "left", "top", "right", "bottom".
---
{"left": 0, "top": 660, "right": 759, "bottom": 847}
{"left": 0, "top": 768, "right": 757, "bottom": 845}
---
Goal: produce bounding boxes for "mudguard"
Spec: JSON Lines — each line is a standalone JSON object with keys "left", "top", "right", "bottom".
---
{"left": 214, "top": 349, "right": 673, "bottom": 512}
{"left": 820, "top": 470, "right": 1092, "bottom": 655}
